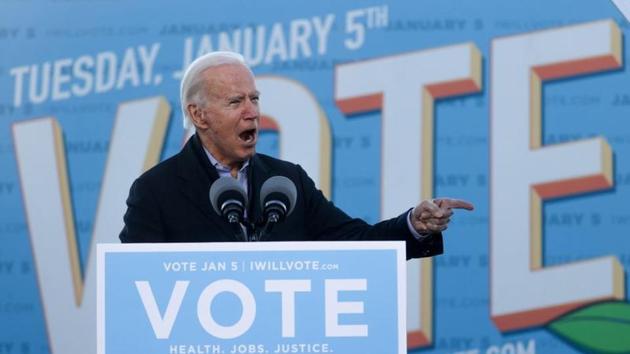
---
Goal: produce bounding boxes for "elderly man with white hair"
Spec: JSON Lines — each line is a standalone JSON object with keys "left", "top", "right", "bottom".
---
{"left": 119, "top": 51, "right": 473, "bottom": 259}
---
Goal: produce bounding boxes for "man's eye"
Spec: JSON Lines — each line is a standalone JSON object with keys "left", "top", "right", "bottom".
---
{"left": 251, "top": 96, "right": 260, "bottom": 103}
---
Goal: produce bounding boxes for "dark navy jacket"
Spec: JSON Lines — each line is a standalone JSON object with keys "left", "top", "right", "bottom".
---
{"left": 119, "top": 134, "right": 443, "bottom": 259}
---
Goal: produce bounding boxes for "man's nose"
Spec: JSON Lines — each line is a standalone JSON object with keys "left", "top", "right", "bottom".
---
{"left": 242, "top": 98, "right": 259, "bottom": 120}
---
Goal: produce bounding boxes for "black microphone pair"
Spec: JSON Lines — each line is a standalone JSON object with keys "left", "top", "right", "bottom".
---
{"left": 208, "top": 176, "right": 297, "bottom": 241}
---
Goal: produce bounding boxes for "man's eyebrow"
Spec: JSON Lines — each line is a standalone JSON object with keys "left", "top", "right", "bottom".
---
{"left": 226, "top": 94, "right": 246, "bottom": 101}
{"left": 224, "top": 91, "right": 259, "bottom": 101}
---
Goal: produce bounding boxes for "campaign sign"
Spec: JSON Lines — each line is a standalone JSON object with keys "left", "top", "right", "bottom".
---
{"left": 97, "top": 241, "right": 406, "bottom": 354}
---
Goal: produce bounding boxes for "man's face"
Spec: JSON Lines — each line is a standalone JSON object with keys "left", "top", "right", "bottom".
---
{"left": 191, "top": 63, "right": 260, "bottom": 168}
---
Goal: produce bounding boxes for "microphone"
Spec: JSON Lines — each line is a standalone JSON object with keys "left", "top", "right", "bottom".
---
{"left": 209, "top": 177, "right": 248, "bottom": 241}
{"left": 257, "top": 176, "right": 297, "bottom": 240}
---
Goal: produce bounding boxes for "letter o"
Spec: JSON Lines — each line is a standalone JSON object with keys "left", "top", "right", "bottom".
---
{"left": 197, "top": 279, "right": 256, "bottom": 339}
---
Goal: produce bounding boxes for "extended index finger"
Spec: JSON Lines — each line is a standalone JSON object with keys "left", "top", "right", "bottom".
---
{"left": 436, "top": 198, "right": 474, "bottom": 211}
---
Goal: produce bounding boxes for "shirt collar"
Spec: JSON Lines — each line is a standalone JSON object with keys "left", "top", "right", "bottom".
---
{"left": 203, "top": 147, "right": 249, "bottom": 174}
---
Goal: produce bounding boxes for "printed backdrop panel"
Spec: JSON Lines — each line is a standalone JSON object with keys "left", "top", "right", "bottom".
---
{"left": 1, "top": 1, "right": 629, "bottom": 353}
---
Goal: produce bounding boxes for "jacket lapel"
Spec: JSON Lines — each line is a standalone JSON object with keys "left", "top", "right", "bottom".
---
{"left": 248, "top": 153, "right": 273, "bottom": 228}
{"left": 176, "top": 135, "right": 240, "bottom": 241}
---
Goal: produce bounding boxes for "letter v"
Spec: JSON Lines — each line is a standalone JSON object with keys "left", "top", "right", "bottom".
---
{"left": 135, "top": 280, "right": 190, "bottom": 339}
{"left": 12, "top": 97, "right": 170, "bottom": 354}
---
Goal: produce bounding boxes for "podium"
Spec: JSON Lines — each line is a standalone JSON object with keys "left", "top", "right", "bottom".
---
{"left": 97, "top": 241, "right": 407, "bottom": 354}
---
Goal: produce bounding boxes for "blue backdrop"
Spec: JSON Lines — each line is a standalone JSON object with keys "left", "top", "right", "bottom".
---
{"left": 1, "top": 1, "right": 629, "bottom": 353}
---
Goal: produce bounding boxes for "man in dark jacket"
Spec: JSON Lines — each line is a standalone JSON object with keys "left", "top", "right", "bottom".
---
{"left": 119, "top": 51, "right": 474, "bottom": 259}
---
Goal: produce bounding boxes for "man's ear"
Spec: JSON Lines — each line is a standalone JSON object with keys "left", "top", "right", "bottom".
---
{"left": 187, "top": 104, "right": 208, "bottom": 129}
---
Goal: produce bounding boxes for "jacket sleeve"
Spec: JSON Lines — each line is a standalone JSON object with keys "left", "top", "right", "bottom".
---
{"left": 119, "top": 178, "right": 166, "bottom": 243}
{"left": 296, "top": 165, "right": 443, "bottom": 259}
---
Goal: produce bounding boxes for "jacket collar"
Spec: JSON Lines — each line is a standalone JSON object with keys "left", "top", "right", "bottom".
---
{"left": 175, "top": 134, "right": 275, "bottom": 238}
{"left": 175, "top": 134, "right": 236, "bottom": 240}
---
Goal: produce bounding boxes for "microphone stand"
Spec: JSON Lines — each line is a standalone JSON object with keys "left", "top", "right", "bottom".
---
{"left": 223, "top": 202, "right": 248, "bottom": 242}
{"left": 229, "top": 220, "right": 248, "bottom": 242}
{"left": 256, "top": 208, "right": 282, "bottom": 241}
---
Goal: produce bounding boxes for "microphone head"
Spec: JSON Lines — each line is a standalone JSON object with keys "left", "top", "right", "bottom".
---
{"left": 209, "top": 176, "right": 247, "bottom": 216}
{"left": 260, "top": 176, "right": 297, "bottom": 218}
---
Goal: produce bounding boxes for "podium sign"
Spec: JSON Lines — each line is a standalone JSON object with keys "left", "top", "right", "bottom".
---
{"left": 97, "top": 241, "right": 406, "bottom": 354}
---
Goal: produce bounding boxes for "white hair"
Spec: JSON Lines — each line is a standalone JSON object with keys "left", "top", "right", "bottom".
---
{"left": 179, "top": 51, "right": 249, "bottom": 129}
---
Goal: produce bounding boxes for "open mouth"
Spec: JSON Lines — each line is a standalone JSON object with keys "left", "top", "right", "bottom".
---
{"left": 239, "top": 129, "right": 257, "bottom": 144}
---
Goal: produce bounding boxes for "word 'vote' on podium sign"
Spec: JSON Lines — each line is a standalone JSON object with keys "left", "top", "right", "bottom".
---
{"left": 97, "top": 241, "right": 406, "bottom": 354}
